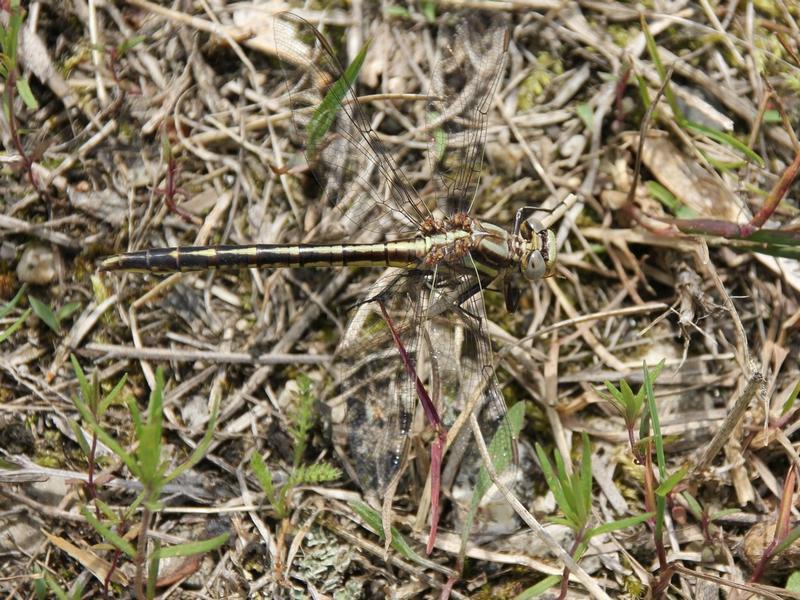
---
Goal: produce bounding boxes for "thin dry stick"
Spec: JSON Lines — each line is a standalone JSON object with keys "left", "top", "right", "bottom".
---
{"left": 546, "top": 278, "right": 628, "bottom": 373}
{"left": 84, "top": 343, "right": 329, "bottom": 365}
{"left": 671, "top": 564, "right": 792, "bottom": 600}
{"left": 693, "top": 371, "right": 763, "bottom": 473}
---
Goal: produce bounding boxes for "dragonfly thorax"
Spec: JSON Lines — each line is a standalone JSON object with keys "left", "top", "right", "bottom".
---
{"left": 448, "top": 218, "right": 557, "bottom": 282}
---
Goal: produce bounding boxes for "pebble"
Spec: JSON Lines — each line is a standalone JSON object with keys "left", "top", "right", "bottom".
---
{"left": 16, "top": 244, "right": 56, "bottom": 285}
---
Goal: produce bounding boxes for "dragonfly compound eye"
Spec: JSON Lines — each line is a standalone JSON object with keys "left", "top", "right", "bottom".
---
{"left": 523, "top": 250, "right": 546, "bottom": 280}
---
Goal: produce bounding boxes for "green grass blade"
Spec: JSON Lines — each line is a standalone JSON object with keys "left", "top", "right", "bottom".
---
{"left": 16, "top": 76, "right": 37, "bottom": 109}
{"left": 774, "top": 525, "right": 800, "bottom": 557}
{"left": 514, "top": 575, "right": 562, "bottom": 599}
{"left": 307, "top": 40, "right": 370, "bottom": 156}
{"left": 585, "top": 512, "right": 653, "bottom": 540}
{"left": 28, "top": 295, "right": 60, "bottom": 333}
{"left": 0, "top": 284, "right": 27, "bottom": 319}
{"left": 164, "top": 378, "right": 220, "bottom": 484}
{"left": 655, "top": 466, "right": 688, "bottom": 497}
{"left": 80, "top": 506, "right": 136, "bottom": 557}
{"left": 153, "top": 532, "right": 229, "bottom": 559}
{"left": 684, "top": 120, "right": 764, "bottom": 166}
{"left": 0, "top": 307, "right": 30, "bottom": 344}
{"left": 350, "top": 500, "right": 435, "bottom": 568}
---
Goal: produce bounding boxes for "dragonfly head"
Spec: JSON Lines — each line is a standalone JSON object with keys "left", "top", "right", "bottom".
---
{"left": 519, "top": 218, "right": 557, "bottom": 280}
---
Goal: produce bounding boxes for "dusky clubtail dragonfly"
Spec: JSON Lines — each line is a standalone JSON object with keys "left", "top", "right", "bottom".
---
{"left": 102, "top": 12, "right": 557, "bottom": 551}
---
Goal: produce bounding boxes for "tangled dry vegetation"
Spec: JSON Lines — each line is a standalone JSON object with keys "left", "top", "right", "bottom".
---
{"left": 0, "top": 1, "right": 799, "bottom": 599}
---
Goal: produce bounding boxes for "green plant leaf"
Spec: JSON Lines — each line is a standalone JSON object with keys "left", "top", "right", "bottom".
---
{"left": 782, "top": 379, "right": 800, "bottom": 416}
{"left": 164, "top": 380, "right": 220, "bottom": 484}
{"left": 71, "top": 355, "right": 94, "bottom": 410}
{"left": 33, "top": 568, "right": 48, "bottom": 599}
{"left": 682, "top": 491, "right": 703, "bottom": 520}
{"left": 57, "top": 301, "right": 81, "bottom": 322}
{"left": 94, "top": 498, "right": 119, "bottom": 523}
{"left": 250, "top": 452, "right": 276, "bottom": 505}
{"left": 774, "top": 525, "right": 800, "bottom": 557}
{"left": 547, "top": 516, "right": 575, "bottom": 528}
{"left": 0, "top": 307, "right": 30, "bottom": 343}
{"left": 289, "top": 374, "right": 315, "bottom": 468}
{"left": 709, "top": 508, "right": 740, "bottom": 521}
{"left": 643, "top": 360, "right": 667, "bottom": 475}
{"left": 585, "top": 512, "right": 653, "bottom": 540}
{"left": 576, "top": 103, "right": 593, "bottom": 129}
{"left": 385, "top": 6, "right": 410, "bottom": 18}
{"left": 153, "top": 532, "right": 229, "bottom": 559}
{"left": 307, "top": 40, "right": 369, "bottom": 156}
{"left": 634, "top": 73, "right": 651, "bottom": 108}
{"left": 137, "top": 369, "right": 165, "bottom": 492}
{"left": 98, "top": 374, "right": 128, "bottom": 416}
{"left": 42, "top": 571, "right": 70, "bottom": 600}
{"left": 646, "top": 180, "right": 696, "bottom": 219}
{"left": 536, "top": 442, "right": 581, "bottom": 529}
{"left": 655, "top": 465, "right": 688, "bottom": 497}
{"left": 67, "top": 418, "right": 90, "bottom": 456}
{"left": 290, "top": 462, "right": 341, "bottom": 486}
{"left": 684, "top": 120, "right": 764, "bottom": 166}
{"left": 421, "top": 1, "right": 436, "bottom": 22}
{"left": 0, "top": 284, "right": 27, "bottom": 319}
{"left": 729, "top": 240, "right": 800, "bottom": 261}
{"left": 513, "top": 575, "right": 562, "bottom": 599}
{"left": 578, "top": 433, "right": 593, "bottom": 519}
{"left": 147, "top": 540, "right": 160, "bottom": 600}
{"left": 80, "top": 506, "right": 136, "bottom": 557}
{"left": 643, "top": 360, "right": 667, "bottom": 541}
{"left": 350, "top": 500, "right": 428, "bottom": 563}
{"left": 117, "top": 34, "right": 146, "bottom": 56}
{"left": 28, "top": 295, "right": 60, "bottom": 333}
{"left": 16, "top": 76, "right": 38, "bottom": 109}
{"left": 786, "top": 570, "right": 800, "bottom": 592}
{"left": 2, "top": 1, "right": 23, "bottom": 63}
{"left": 640, "top": 15, "right": 681, "bottom": 122}
{"left": 70, "top": 377, "right": 139, "bottom": 478}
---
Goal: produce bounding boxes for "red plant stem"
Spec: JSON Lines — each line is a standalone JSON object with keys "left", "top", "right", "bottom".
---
{"left": 4, "top": 71, "right": 40, "bottom": 196}
{"left": 612, "top": 66, "right": 631, "bottom": 132}
{"left": 378, "top": 301, "right": 443, "bottom": 430}
{"left": 657, "top": 149, "right": 800, "bottom": 240}
{"left": 378, "top": 300, "right": 447, "bottom": 554}
{"left": 558, "top": 528, "right": 586, "bottom": 600}
{"left": 426, "top": 431, "right": 446, "bottom": 555}
{"left": 747, "top": 150, "right": 800, "bottom": 232}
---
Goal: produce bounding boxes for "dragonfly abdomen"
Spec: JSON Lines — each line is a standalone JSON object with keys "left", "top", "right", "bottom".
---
{"left": 100, "top": 240, "right": 427, "bottom": 272}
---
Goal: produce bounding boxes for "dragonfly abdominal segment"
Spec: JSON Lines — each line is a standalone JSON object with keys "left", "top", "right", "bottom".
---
{"left": 100, "top": 216, "right": 556, "bottom": 281}
{"left": 100, "top": 240, "right": 424, "bottom": 272}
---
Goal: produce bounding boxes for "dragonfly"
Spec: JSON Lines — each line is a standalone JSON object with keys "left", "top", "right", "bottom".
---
{"left": 101, "top": 12, "right": 557, "bottom": 552}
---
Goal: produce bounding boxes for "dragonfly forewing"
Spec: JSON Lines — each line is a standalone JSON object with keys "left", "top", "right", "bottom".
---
{"left": 426, "top": 13, "right": 510, "bottom": 217}
{"left": 328, "top": 270, "right": 425, "bottom": 494}
{"left": 329, "top": 267, "right": 517, "bottom": 504}
{"left": 274, "top": 13, "right": 431, "bottom": 235}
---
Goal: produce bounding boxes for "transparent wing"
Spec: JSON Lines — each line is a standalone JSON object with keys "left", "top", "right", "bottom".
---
{"left": 328, "top": 264, "right": 517, "bottom": 500}
{"left": 328, "top": 270, "right": 425, "bottom": 495}
{"left": 425, "top": 272, "right": 518, "bottom": 492}
{"left": 274, "top": 13, "right": 431, "bottom": 235}
{"left": 426, "top": 13, "right": 509, "bottom": 217}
